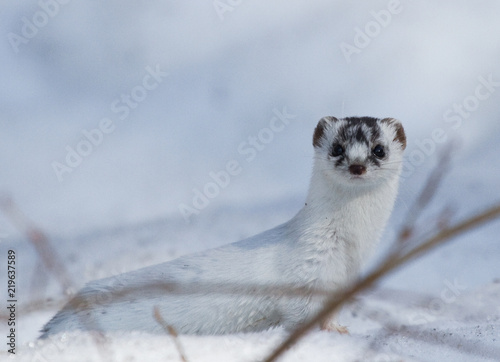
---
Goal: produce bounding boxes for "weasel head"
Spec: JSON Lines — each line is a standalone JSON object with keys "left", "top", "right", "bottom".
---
{"left": 312, "top": 116, "right": 406, "bottom": 188}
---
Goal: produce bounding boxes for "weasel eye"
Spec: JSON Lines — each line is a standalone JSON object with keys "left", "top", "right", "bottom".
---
{"left": 372, "top": 145, "right": 385, "bottom": 158}
{"left": 331, "top": 144, "right": 344, "bottom": 157}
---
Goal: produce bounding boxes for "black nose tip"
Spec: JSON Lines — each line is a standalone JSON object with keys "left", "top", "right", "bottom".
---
{"left": 349, "top": 164, "right": 366, "bottom": 175}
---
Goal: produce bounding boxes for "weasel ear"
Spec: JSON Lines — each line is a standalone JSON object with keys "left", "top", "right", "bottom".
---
{"left": 313, "top": 117, "right": 339, "bottom": 148}
{"left": 381, "top": 118, "right": 406, "bottom": 150}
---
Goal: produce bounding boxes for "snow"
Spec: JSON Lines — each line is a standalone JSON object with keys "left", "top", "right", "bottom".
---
{"left": 1, "top": 0, "right": 500, "bottom": 361}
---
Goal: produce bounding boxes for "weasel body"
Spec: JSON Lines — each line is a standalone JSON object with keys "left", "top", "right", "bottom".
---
{"left": 41, "top": 116, "right": 406, "bottom": 337}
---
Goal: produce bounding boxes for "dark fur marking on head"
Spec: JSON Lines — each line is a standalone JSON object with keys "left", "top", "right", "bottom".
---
{"left": 381, "top": 118, "right": 406, "bottom": 150}
{"left": 344, "top": 117, "right": 379, "bottom": 130}
{"left": 394, "top": 124, "right": 406, "bottom": 150}
{"left": 337, "top": 117, "right": 383, "bottom": 149}
{"left": 354, "top": 126, "right": 369, "bottom": 145}
{"left": 313, "top": 117, "right": 338, "bottom": 148}
{"left": 313, "top": 123, "right": 325, "bottom": 148}
{"left": 368, "top": 154, "right": 381, "bottom": 167}
{"left": 337, "top": 125, "right": 349, "bottom": 143}
{"left": 369, "top": 127, "right": 381, "bottom": 144}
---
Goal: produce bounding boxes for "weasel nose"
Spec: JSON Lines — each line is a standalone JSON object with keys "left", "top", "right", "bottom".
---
{"left": 349, "top": 164, "right": 366, "bottom": 175}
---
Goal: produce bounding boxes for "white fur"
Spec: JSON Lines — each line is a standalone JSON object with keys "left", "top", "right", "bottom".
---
{"left": 41, "top": 117, "right": 405, "bottom": 338}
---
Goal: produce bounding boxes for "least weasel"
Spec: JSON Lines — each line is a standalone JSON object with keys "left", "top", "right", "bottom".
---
{"left": 41, "top": 116, "right": 406, "bottom": 338}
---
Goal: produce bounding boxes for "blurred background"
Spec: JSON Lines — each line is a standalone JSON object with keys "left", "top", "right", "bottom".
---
{"left": 1, "top": 1, "right": 499, "bottom": 295}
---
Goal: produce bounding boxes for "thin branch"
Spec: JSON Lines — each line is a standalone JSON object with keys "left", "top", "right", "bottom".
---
{"left": 0, "top": 281, "right": 333, "bottom": 324}
{"left": 263, "top": 203, "right": 500, "bottom": 362}
{"left": 154, "top": 306, "right": 189, "bottom": 362}
{"left": 0, "top": 195, "right": 73, "bottom": 292}
{"left": 397, "top": 148, "right": 452, "bottom": 243}
{"left": 0, "top": 297, "right": 65, "bottom": 321}
{"left": 56, "top": 281, "right": 333, "bottom": 319}
{"left": 0, "top": 195, "right": 114, "bottom": 361}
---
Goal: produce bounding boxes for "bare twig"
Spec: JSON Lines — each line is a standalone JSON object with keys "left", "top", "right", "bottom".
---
{"left": 0, "top": 297, "right": 65, "bottom": 321}
{"left": 436, "top": 204, "right": 456, "bottom": 231}
{"left": 0, "top": 280, "right": 333, "bottom": 324}
{"left": 0, "top": 195, "right": 73, "bottom": 292}
{"left": 263, "top": 203, "right": 500, "bottom": 362}
{"left": 56, "top": 280, "right": 333, "bottom": 322}
{"left": 397, "top": 148, "right": 452, "bottom": 244}
{"left": 154, "top": 306, "right": 189, "bottom": 362}
{"left": 0, "top": 195, "right": 114, "bottom": 360}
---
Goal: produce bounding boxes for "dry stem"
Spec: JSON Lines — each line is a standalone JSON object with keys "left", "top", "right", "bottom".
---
{"left": 0, "top": 195, "right": 72, "bottom": 292}
{"left": 397, "top": 148, "right": 452, "bottom": 244}
{"left": 154, "top": 306, "right": 189, "bottom": 362}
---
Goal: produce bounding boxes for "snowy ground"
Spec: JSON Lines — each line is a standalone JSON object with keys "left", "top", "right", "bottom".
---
{"left": 1, "top": 1, "right": 500, "bottom": 361}
{"left": 4, "top": 200, "right": 500, "bottom": 361}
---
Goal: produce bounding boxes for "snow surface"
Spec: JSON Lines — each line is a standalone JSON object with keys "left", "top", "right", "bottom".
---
{"left": 1, "top": 1, "right": 500, "bottom": 361}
